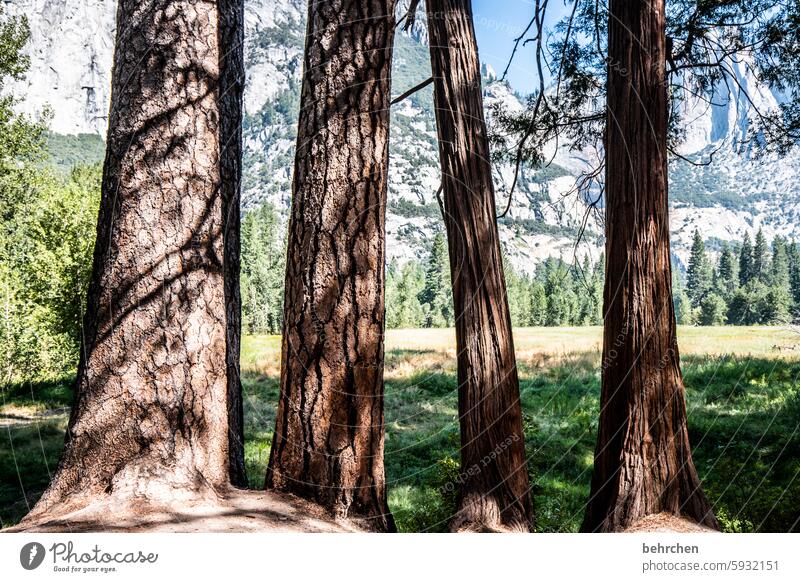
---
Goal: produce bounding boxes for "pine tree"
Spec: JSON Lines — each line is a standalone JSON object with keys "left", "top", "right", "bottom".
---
{"left": 591, "top": 253, "right": 606, "bottom": 324}
{"left": 504, "top": 254, "right": 532, "bottom": 326}
{"left": 739, "top": 232, "right": 754, "bottom": 286}
{"left": 425, "top": 0, "right": 532, "bottom": 530}
{"left": 543, "top": 258, "right": 577, "bottom": 326}
{"left": 266, "top": 0, "right": 397, "bottom": 530}
{"left": 686, "top": 229, "right": 711, "bottom": 308}
{"left": 763, "top": 286, "right": 791, "bottom": 324}
{"left": 728, "top": 280, "right": 770, "bottom": 325}
{"left": 771, "top": 236, "right": 790, "bottom": 289}
{"left": 582, "top": 0, "right": 716, "bottom": 532}
{"left": 716, "top": 242, "right": 738, "bottom": 299}
{"left": 418, "top": 233, "right": 453, "bottom": 327}
{"left": 753, "top": 228, "right": 770, "bottom": 283}
{"left": 575, "top": 255, "right": 601, "bottom": 325}
{"left": 24, "top": 0, "right": 249, "bottom": 524}
{"left": 787, "top": 241, "right": 800, "bottom": 314}
{"left": 699, "top": 293, "right": 727, "bottom": 325}
{"left": 529, "top": 281, "right": 548, "bottom": 325}
{"left": 674, "top": 287, "right": 695, "bottom": 325}
{"left": 241, "top": 202, "right": 285, "bottom": 334}
{"left": 387, "top": 260, "right": 425, "bottom": 328}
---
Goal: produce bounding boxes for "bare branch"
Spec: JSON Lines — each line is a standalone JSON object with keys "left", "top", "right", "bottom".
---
{"left": 391, "top": 76, "right": 433, "bottom": 105}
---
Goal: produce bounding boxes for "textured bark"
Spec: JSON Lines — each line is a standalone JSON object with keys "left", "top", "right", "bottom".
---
{"left": 26, "top": 0, "right": 246, "bottom": 518}
{"left": 426, "top": 0, "right": 533, "bottom": 532}
{"left": 265, "top": 0, "right": 396, "bottom": 532}
{"left": 581, "top": 0, "right": 718, "bottom": 532}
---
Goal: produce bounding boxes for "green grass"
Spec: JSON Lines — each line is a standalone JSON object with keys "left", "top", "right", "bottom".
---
{"left": 2, "top": 327, "right": 799, "bottom": 531}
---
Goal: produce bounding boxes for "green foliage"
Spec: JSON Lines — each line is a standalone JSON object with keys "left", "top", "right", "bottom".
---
{"left": 0, "top": 9, "right": 102, "bottom": 382}
{"left": 386, "top": 259, "right": 425, "bottom": 328}
{"left": 762, "top": 285, "right": 792, "bottom": 324}
{"left": 753, "top": 228, "right": 770, "bottom": 283}
{"left": 0, "top": 10, "right": 47, "bottom": 171}
{"left": 674, "top": 285, "right": 696, "bottom": 325}
{"left": 389, "top": 457, "right": 460, "bottom": 532}
{"left": 45, "top": 132, "right": 105, "bottom": 173}
{"left": 240, "top": 202, "right": 285, "bottom": 335}
{"left": 386, "top": 246, "right": 607, "bottom": 330}
{"left": 543, "top": 258, "right": 580, "bottom": 326}
{"left": 727, "top": 281, "right": 770, "bottom": 325}
{"left": 418, "top": 233, "right": 454, "bottom": 328}
{"left": 715, "top": 242, "right": 738, "bottom": 299}
{"left": 505, "top": 253, "right": 533, "bottom": 326}
{"left": 789, "top": 243, "right": 800, "bottom": 316}
{"left": 1, "top": 165, "right": 102, "bottom": 381}
{"left": 679, "top": 230, "right": 798, "bottom": 326}
{"left": 698, "top": 292, "right": 727, "bottom": 325}
{"left": 739, "top": 232, "right": 754, "bottom": 286}
{"left": 537, "top": 256, "right": 603, "bottom": 327}
{"left": 686, "top": 229, "right": 713, "bottom": 308}
{"left": 771, "top": 235, "right": 790, "bottom": 288}
{"left": 388, "top": 199, "right": 441, "bottom": 219}
{"left": 4, "top": 335, "right": 799, "bottom": 531}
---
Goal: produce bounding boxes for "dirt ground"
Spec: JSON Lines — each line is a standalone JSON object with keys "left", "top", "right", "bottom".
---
{"left": 622, "top": 513, "right": 717, "bottom": 533}
{"left": 2, "top": 488, "right": 366, "bottom": 533}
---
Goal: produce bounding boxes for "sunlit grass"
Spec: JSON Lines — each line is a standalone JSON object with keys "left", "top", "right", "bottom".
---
{"left": 2, "top": 327, "right": 798, "bottom": 530}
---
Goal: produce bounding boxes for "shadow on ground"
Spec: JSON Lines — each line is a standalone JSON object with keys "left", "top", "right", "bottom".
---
{"left": 2, "top": 352, "right": 798, "bottom": 532}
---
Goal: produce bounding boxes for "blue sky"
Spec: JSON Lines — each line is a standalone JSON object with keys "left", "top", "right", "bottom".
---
{"left": 471, "top": 0, "right": 571, "bottom": 94}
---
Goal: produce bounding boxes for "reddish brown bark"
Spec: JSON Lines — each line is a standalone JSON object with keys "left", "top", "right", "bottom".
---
{"left": 425, "top": 0, "right": 533, "bottom": 532}
{"left": 264, "top": 0, "right": 397, "bottom": 532}
{"left": 581, "top": 0, "right": 718, "bottom": 532}
{"left": 24, "top": 0, "right": 246, "bottom": 520}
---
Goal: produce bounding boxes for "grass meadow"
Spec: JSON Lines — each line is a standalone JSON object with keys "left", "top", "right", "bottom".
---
{"left": 2, "top": 326, "right": 799, "bottom": 531}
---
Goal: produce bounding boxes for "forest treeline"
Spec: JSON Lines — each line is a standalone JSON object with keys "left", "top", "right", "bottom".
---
{"left": 0, "top": 6, "right": 103, "bottom": 383}
{"left": 238, "top": 202, "right": 799, "bottom": 334}
{"left": 4, "top": 172, "right": 798, "bottom": 382}
{"left": 677, "top": 229, "right": 798, "bottom": 326}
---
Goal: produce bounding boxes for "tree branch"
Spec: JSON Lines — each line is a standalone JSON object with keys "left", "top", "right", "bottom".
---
{"left": 391, "top": 76, "right": 433, "bottom": 105}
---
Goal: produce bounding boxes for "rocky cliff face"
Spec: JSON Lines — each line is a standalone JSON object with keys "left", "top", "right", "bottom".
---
{"left": 5, "top": 0, "right": 116, "bottom": 135}
{"left": 6, "top": 0, "right": 800, "bottom": 273}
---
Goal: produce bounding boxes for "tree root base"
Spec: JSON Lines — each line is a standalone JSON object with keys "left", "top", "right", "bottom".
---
{"left": 449, "top": 496, "right": 532, "bottom": 533}
{"left": 622, "top": 513, "right": 718, "bottom": 533}
{"left": 3, "top": 488, "right": 366, "bottom": 533}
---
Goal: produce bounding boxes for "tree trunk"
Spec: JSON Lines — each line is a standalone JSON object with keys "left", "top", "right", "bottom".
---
{"left": 581, "top": 0, "right": 717, "bottom": 532}
{"left": 425, "top": 0, "right": 533, "bottom": 532}
{"left": 265, "top": 0, "right": 396, "bottom": 532}
{"left": 25, "top": 0, "right": 246, "bottom": 519}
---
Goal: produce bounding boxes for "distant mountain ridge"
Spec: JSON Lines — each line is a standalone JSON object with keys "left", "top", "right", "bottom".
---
{"left": 6, "top": 0, "right": 800, "bottom": 273}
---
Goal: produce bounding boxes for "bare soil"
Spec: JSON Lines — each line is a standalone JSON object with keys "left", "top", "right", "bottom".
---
{"left": 2, "top": 488, "right": 365, "bottom": 533}
{"left": 622, "top": 513, "right": 718, "bottom": 533}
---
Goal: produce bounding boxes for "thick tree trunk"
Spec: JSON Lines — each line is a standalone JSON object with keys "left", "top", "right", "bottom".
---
{"left": 25, "top": 0, "right": 246, "bottom": 519}
{"left": 581, "top": 0, "right": 717, "bottom": 532}
{"left": 425, "top": 0, "right": 533, "bottom": 532}
{"left": 264, "top": 0, "right": 396, "bottom": 532}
